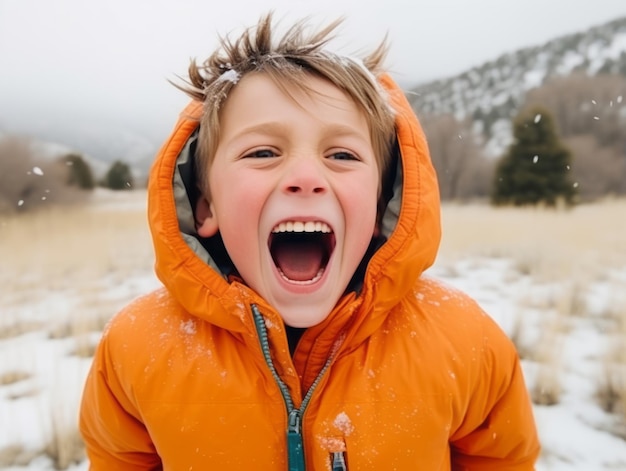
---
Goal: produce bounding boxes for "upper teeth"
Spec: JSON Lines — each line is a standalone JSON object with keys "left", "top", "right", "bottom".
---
{"left": 272, "top": 221, "right": 332, "bottom": 233}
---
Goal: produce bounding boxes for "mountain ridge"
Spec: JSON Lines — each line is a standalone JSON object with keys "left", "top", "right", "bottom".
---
{"left": 407, "top": 16, "right": 626, "bottom": 156}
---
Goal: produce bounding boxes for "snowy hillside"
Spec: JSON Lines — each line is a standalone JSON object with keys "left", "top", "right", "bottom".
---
{"left": 408, "top": 17, "right": 626, "bottom": 157}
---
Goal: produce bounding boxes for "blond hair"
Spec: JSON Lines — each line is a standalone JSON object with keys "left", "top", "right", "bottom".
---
{"left": 173, "top": 13, "right": 396, "bottom": 197}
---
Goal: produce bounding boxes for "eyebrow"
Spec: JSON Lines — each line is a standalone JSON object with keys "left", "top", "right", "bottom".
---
{"left": 230, "top": 122, "right": 290, "bottom": 139}
{"left": 231, "top": 122, "right": 370, "bottom": 141}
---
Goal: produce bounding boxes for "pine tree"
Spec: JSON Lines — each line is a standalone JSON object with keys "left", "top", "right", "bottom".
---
{"left": 103, "top": 160, "right": 134, "bottom": 190}
{"left": 492, "top": 106, "right": 576, "bottom": 206}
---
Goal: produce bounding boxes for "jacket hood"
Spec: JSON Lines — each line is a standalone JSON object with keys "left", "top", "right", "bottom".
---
{"left": 147, "top": 74, "right": 441, "bottom": 335}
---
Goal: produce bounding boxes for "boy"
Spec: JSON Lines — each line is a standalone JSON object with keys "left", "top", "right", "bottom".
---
{"left": 79, "top": 13, "right": 540, "bottom": 470}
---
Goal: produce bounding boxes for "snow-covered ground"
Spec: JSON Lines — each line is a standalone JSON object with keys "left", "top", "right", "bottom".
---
{"left": 430, "top": 259, "right": 626, "bottom": 470}
{"left": 1, "top": 194, "right": 625, "bottom": 470}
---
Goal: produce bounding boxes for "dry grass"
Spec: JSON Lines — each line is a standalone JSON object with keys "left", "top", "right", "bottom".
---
{"left": 554, "top": 280, "right": 588, "bottom": 318}
{"left": 0, "top": 190, "right": 153, "bottom": 339}
{"left": 0, "top": 370, "right": 31, "bottom": 386}
{"left": 0, "top": 190, "right": 152, "bottom": 285}
{"left": 508, "top": 311, "right": 532, "bottom": 360}
{"left": 0, "top": 445, "right": 25, "bottom": 467}
{"left": 596, "top": 296, "right": 626, "bottom": 434}
{"left": 530, "top": 315, "right": 565, "bottom": 406}
{"left": 45, "top": 407, "right": 85, "bottom": 470}
{"left": 438, "top": 199, "right": 626, "bottom": 414}
{"left": 0, "top": 321, "right": 46, "bottom": 341}
{"left": 1, "top": 193, "right": 626, "bottom": 465}
{"left": 0, "top": 190, "right": 153, "bottom": 469}
{"left": 0, "top": 444, "right": 42, "bottom": 468}
{"left": 438, "top": 198, "right": 626, "bottom": 282}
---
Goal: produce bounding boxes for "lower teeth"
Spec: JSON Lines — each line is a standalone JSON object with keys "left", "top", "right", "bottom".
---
{"left": 278, "top": 268, "right": 324, "bottom": 285}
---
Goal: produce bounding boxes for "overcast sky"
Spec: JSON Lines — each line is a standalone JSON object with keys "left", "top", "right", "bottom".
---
{"left": 1, "top": 0, "right": 626, "bottom": 139}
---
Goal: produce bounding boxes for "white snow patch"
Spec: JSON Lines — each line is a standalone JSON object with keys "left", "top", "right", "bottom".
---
{"left": 216, "top": 69, "right": 240, "bottom": 84}
{"left": 333, "top": 412, "right": 354, "bottom": 435}
{"left": 180, "top": 319, "right": 196, "bottom": 335}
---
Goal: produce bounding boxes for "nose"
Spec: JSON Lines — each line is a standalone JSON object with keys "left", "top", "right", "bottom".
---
{"left": 281, "top": 155, "right": 327, "bottom": 195}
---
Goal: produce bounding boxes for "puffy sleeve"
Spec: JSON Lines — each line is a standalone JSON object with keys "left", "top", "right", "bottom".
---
{"left": 79, "top": 323, "right": 162, "bottom": 470}
{"left": 449, "top": 314, "right": 541, "bottom": 470}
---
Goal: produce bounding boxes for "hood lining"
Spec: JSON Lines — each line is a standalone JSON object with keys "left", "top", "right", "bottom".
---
{"left": 173, "top": 130, "right": 238, "bottom": 278}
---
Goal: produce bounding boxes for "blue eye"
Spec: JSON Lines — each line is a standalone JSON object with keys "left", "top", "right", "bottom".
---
{"left": 329, "top": 151, "right": 358, "bottom": 161}
{"left": 244, "top": 149, "right": 276, "bottom": 158}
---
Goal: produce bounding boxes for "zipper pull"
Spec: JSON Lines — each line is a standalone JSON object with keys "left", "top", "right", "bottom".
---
{"left": 331, "top": 451, "right": 347, "bottom": 471}
{"left": 287, "top": 409, "right": 305, "bottom": 471}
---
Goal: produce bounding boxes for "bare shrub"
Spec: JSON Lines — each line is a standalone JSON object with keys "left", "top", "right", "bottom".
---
{"left": 0, "top": 135, "right": 87, "bottom": 213}
{"left": 525, "top": 73, "right": 626, "bottom": 145}
{"left": 564, "top": 135, "right": 626, "bottom": 201}
{"left": 421, "top": 114, "right": 493, "bottom": 200}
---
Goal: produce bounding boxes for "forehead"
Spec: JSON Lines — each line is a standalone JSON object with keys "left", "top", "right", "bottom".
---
{"left": 217, "top": 72, "right": 367, "bottom": 129}
{"left": 227, "top": 71, "right": 361, "bottom": 111}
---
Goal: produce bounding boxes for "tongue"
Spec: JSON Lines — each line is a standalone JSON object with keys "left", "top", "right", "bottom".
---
{"left": 274, "top": 239, "right": 324, "bottom": 282}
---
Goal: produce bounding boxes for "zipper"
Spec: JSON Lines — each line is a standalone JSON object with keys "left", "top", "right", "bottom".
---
{"left": 331, "top": 451, "right": 347, "bottom": 471}
{"left": 252, "top": 304, "right": 339, "bottom": 471}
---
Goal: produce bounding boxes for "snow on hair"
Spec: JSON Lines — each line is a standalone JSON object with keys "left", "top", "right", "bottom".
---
{"left": 171, "top": 12, "right": 396, "bottom": 197}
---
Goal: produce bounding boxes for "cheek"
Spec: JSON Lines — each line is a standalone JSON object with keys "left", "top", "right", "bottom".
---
{"left": 212, "top": 169, "right": 263, "bottom": 215}
{"left": 343, "top": 173, "right": 379, "bottom": 222}
{"left": 211, "top": 172, "right": 267, "bottom": 253}
{"left": 341, "top": 186, "right": 379, "bottom": 243}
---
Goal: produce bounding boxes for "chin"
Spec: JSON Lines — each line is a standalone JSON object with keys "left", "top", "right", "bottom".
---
{"left": 279, "top": 306, "right": 333, "bottom": 328}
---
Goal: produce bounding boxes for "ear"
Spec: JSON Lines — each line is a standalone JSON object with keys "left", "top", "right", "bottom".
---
{"left": 195, "top": 196, "right": 219, "bottom": 237}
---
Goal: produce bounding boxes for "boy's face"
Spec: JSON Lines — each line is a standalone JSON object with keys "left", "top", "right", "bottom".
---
{"left": 196, "top": 72, "right": 379, "bottom": 327}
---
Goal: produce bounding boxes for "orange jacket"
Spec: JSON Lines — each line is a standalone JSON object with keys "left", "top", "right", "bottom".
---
{"left": 79, "top": 75, "right": 540, "bottom": 470}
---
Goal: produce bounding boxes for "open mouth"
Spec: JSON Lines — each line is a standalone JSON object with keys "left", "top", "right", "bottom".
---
{"left": 269, "top": 221, "right": 336, "bottom": 284}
